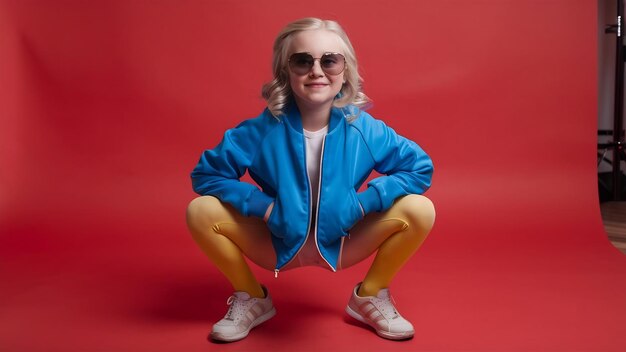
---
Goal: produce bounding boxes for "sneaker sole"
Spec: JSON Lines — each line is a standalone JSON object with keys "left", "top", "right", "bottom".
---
{"left": 210, "top": 307, "right": 277, "bottom": 342}
{"left": 345, "top": 305, "right": 414, "bottom": 341}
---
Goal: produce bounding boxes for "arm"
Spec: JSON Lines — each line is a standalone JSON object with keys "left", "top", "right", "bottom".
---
{"left": 191, "top": 125, "right": 273, "bottom": 219}
{"left": 356, "top": 116, "right": 434, "bottom": 215}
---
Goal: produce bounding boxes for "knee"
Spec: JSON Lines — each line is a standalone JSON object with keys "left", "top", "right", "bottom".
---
{"left": 396, "top": 194, "right": 436, "bottom": 232}
{"left": 186, "top": 195, "right": 221, "bottom": 231}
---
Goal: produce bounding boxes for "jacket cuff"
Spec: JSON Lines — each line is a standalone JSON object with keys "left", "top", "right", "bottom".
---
{"left": 246, "top": 189, "right": 274, "bottom": 218}
{"left": 357, "top": 187, "right": 383, "bottom": 214}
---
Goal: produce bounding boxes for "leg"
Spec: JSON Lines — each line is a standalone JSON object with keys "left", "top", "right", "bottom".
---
{"left": 341, "top": 194, "right": 436, "bottom": 296}
{"left": 186, "top": 196, "right": 275, "bottom": 298}
{"left": 343, "top": 195, "right": 435, "bottom": 340}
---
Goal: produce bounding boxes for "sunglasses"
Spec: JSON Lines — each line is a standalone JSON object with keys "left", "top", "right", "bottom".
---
{"left": 288, "top": 52, "right": 346, "bottom": 76}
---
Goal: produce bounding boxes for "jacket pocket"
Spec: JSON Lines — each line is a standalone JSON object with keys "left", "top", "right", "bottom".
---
{"left": 266, "top": 199, "right": 282, "bottom": 237}
{"left": 340, "top": 189, "right": 364, "bottom": 233}
{"left": 266, "top": 198, "right": 300, "bottom": 247}
{"left": 265, "top": 199, "right": 277, "bottom": 224}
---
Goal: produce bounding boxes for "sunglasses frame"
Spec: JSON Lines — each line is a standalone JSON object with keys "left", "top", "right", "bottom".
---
{"left": 288, "top": 52, "right": 346, "bottom": 76}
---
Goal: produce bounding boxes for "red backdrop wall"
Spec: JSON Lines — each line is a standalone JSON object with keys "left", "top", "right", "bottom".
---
{"left": 2, "top": 1, "right": 626, "bottom": 351}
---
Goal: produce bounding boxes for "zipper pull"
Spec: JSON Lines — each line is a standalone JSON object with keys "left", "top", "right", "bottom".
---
{"left": 274, "top": 269, "right": 279, "bottom": 278}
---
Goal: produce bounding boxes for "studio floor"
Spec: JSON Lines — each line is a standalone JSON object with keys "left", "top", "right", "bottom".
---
{"left": 2, "top": 196, "right": 626, "bottom": 352}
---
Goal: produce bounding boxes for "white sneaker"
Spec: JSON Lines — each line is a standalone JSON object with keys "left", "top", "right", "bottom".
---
{"left": 345, "top": 283, "right": 415, "bottom": 340}
{"left": 210, "top": 285, "right": 276, "bottom": 342}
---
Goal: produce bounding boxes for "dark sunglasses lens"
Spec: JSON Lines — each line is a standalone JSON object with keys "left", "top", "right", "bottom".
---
{"left": 288, "top": 53, "right": 345, "bottom": 75}
{"left": 289, "top": 53, "right": 314, "bottom": 75}
{"left": 320, "top": 53, "right": 345, "bottom": 75}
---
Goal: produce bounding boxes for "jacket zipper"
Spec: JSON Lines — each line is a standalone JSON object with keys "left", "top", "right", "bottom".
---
{"left": 274, "top": 134, "right": 335, "bottom": 277}
{"left": 274, "top": 133, "right": 319, "bottom": 278}
{"left": 314, "top": 136, "right": 336, "bottom": 272}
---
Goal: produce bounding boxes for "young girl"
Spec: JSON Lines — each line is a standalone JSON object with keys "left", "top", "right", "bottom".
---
{"left": 187, "top": 17, "right": 435, "bottom": 342}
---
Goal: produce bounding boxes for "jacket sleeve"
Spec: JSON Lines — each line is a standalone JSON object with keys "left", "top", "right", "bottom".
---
{"left": 190, "top": 122, "right": 274, "bottom": 218}
{"left": 356, "top": 116, "right": 434, "bottom": 214}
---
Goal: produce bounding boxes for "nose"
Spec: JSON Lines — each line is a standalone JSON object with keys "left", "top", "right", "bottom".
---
{"left": 309, "top": 59, "right": 325, "bottom": 77}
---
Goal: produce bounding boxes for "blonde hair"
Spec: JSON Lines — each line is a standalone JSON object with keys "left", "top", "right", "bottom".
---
{"left": 261, "top": 18, "right": 371, "bottom": 118}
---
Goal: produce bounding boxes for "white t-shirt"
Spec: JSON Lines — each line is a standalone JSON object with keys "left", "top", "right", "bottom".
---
{"left": 296, "top": 125, "right": 329, "bottom": 268}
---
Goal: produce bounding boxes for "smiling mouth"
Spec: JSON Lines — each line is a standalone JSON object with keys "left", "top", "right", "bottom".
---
{"left": 305, "top": 83, "right": 329, "bottom": 87}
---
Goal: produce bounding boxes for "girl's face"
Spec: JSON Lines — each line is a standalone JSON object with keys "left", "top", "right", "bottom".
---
{"left": 287, "top": 30, "right": 345, "bottom": 112}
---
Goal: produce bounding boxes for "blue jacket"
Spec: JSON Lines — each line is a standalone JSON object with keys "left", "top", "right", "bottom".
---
{"left": 191, "top": 103, "right": 433, "bottom": 273}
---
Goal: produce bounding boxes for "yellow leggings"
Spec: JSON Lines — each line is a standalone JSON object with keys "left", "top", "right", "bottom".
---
{"left": 186, "top": 194, "right": 435, "bottom": 298}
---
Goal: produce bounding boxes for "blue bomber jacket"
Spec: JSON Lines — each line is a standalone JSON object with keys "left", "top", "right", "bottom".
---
{"left": 191, "top": 103, "right": 433, "bottom": 274}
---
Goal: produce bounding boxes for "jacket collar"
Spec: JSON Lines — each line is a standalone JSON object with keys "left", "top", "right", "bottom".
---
{"left": 283, "top": 101, "right": 345, "bottom": 134}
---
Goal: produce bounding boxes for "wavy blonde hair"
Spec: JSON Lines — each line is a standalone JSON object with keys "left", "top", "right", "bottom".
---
{"left": 261, "top": 18, "right": 371, "bottom": 118}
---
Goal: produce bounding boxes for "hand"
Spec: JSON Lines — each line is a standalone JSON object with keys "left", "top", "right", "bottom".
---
{"left": 263, "top": 202, "right": 274, "bottom": 222}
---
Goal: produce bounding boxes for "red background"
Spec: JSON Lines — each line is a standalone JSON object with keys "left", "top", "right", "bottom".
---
{"left": 2, "top": 1, "right": 626, "bottom": 351}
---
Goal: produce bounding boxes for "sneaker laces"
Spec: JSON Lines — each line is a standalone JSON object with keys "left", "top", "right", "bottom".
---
{"left": 371, "top": 294, "right": 400, "bottom": 320}
{"left": 223, "top": 295, "right": 253, "bottom": 323}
